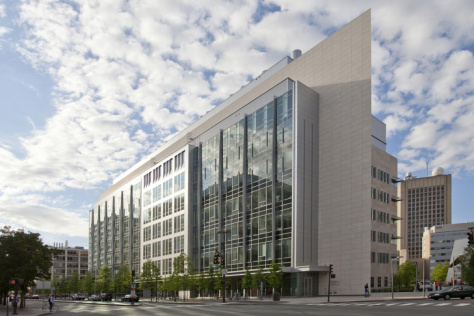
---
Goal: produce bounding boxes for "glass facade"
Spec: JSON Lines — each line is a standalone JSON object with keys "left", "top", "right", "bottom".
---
{"left": 197, "top": 88, "right": 294, "bottom": 273}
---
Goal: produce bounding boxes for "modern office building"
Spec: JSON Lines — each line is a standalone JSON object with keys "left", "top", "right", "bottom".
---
{"left": 397, "top": 168, "right": 452, "bottom": 268}
{"left": 50, "top": 241, "right": 89, "bottom": 281}
{"left": 89, "top": 10, "right": 399, "bottom": 296}
{"left": 422, "top": 222, "right": 474, "bottom": 277}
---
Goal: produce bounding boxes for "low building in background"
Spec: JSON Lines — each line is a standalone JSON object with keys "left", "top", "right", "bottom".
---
{"left": 50, "top": 241, "right": 89, "bottom": 281}
{"left": 422, "top": 222, "right": 474, "bottom": 278}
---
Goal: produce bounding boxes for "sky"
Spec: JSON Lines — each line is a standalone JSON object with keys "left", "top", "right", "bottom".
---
{"left": 0, "top": 0, "right": 473, "bottom": 248}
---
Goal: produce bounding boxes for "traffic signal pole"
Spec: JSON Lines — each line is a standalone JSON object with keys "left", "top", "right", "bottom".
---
{"left": 328, "top": 264, "right": 333, "bottom": 303}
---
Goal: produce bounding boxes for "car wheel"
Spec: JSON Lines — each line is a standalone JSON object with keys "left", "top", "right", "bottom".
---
{"left": 444, "top": 294, "right": 451, "bottom": 300}
{"left": 471, "top": 293, "right": 474, "bottom": 299}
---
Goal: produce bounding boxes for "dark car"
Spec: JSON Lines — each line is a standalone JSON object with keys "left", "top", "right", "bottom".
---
{"left": 88, "top": 294, "right": 101, "bottom": 301}
{"left": 100, "top": 293, "right": 112, "bottom": 301}
{"left": 121, "top": 294, "right": 139, "bottom": 302}
{"left": 428, "top": 285, "right": 474, "bottom": 300}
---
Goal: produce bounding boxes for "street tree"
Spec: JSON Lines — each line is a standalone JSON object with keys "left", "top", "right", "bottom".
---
{"left": 172, "top": 253, "right": 195, "bottom": 301}
{"left": 431, "top": 262, "right": 449, "bottom": 284}
{"left": 266, "top": 262, "right": 283, "bottom": 300}
{"left": 140, "top": 260, "right": 161, "bottom": 301}
{"left": 114, "top": 264, "right": 131, "bottom": 296}
{"left": 98, "top": 265, "right": 113, "bottom": 294}
{"left": 253, "top": 267, "right": 266, "bottom": 298}
{"left": 242, "top": 269, "right": 253, "bottom": 298}
{"left": 68, "top": 272, "right": 80, "bottom": 294}
{"left": 80, "top": 271, "right": 94, "bottom": 296}
{"left": 0, "top": 226, "right": 57, "bottom": 307}
{"left": 396, "top": 261, "right": 416, "bottom": 288}
{"left": 460, "top": 244, "right": 474, "bottom": 285}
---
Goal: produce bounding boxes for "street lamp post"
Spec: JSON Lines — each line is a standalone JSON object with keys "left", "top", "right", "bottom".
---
{"left": 391, "top": 256, "right": 403, "bottom": 299}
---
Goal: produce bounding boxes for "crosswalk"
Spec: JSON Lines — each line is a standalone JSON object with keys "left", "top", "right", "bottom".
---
{"left": 307, "top": 301, "right": 473, "bottom": 307}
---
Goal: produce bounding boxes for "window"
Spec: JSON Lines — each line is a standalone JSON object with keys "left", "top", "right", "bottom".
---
{"left": 378, "top": 277, "right": 382, "bottom": 287}
{"left": 174, "top": 151, "right": 185, "bottom": 170}
{"left": 152, "top": 241, "right": 161, "bottom": 257}
{"left": 174, "top": 235, "right": 184, "bottom": 253}
{"left": 371, "top": 252, "right": 376, "bottom": 263}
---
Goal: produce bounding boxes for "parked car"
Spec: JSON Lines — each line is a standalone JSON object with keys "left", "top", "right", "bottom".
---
{"left": 88, "top": 294, "right": 101, "bottom": 301}
{"left": 121, "top": 294, "right": 139, "bottom": 302}
{"left": 31, "top": 295, "right": 40, "bottom": 299}
{"left": 100, "top": 293, "right": 112, "bottom": 301}
{"left": 418, "top": 280, "right": 433, "bottom": 291}
{"left": 428, "top": 285, "right": 474, "bottom": 300}
{"left": 71, "top": 293, "right": 86, "bottom": 300}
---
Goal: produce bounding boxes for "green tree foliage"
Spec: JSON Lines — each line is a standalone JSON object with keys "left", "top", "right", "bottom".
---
{"left": 98, "top": 265, "right": 113, "bottom": 293}
{"left": 266, "top": 262, "right": 283, "bottom": 298}
{"left": 140, "top": 260, "right": 161, "bottom": 301}
{"left": 0, "top": 226, "right": 57, "bottom": 307}
{"left": 460, "top": 245, "right": 474, "bottom": 285}
{"left": 253, "top": 267, "right": 266, "bottom": 289}
{"left": 396, "top": 261, "right": 416, "bottom": 288}
{"left": 80, "top": 271, "right": 95, "bottom": 295}
{"left": 172, "top": 253, "right": 195, "bottom": 300}
{"left": 207, "top": 266, "right": 216, "bottom": 297}
{"left": 242, "top": 269, "right": 253, "bottom": 297}
{"left": 431, "top": 262, "right": 449, "bottom": 283}
{"left": 114, "top": 264, "right": 131, "bottom": 295}
{"left": 67, "top": 272, "right": 80, "bottom": 294}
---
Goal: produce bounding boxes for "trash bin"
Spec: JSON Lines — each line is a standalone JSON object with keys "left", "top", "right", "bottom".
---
{"left": 273, "top": 292, "right": 280, "bottom": 301}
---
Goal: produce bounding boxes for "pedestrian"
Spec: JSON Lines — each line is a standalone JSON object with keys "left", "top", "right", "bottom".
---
{"left": 364, "top": 283, "right": 370, "bottom": 297}
{"left": 48, "top": 295, "right": 55, "bottom": 311}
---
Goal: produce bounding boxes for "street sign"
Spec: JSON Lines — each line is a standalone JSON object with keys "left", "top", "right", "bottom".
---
{"left": 131, "top": 282, "right": 136, "bottom": 288}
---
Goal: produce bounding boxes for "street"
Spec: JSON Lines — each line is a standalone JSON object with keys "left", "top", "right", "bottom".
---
{"left": 20, "top": 299, "right": 474, "bottom": 316}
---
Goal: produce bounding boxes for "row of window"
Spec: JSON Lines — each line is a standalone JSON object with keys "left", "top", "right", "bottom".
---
{"left": 371, "top": 230, "right": 391, "bottom": 244}
{"left": 144, "top": 173, "right": 186, "bottom": 207}
{"left": 371, "top": 209, "right": 391, "bottom": 224}
{"left": 144, "top": 214, "right": 185, "bottom": 241}
{"left": 371, "top": 188, "right": 391, "bottom": 204}
{"left": 371, "top": 276, "right": 389, "bottom": 288}
{"left": 371, "top": 252, "right": 392, "bottom": 264}
{"left": 372, "top": 166, "right": 391, "bottom": 184}
{"left": 408, "top": 186, "right": 445, "bottom": 194}
{"left": 142, "top": 235, "right": 185, "bottom": 262}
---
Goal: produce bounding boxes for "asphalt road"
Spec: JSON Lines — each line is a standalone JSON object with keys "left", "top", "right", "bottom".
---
{"left": 41, "top": 299, "right": 474, "bottom": 316}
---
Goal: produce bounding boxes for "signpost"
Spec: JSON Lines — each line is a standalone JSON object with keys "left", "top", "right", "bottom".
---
{"left": 131, "top": 282, "right": 136, "bottom": 305}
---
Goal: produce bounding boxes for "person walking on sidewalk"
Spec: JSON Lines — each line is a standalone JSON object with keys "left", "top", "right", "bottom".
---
{"left": 364, "top": 283, "right": 370, "bottom": 297}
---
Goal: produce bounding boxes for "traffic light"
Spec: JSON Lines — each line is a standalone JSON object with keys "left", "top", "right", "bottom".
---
{"left": 220, "top": 257, "right": 225, "bottom": 268}
{"left": 468, "top": 230, "right": 474, "bottom": 245}
{"left": 213, "top": 250, "right": 220, "bottom": 264}
{"left": 132, "top": 269, "right": 136, "bottom": 280}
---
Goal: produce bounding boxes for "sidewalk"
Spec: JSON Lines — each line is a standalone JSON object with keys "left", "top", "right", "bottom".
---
{"left": 0, "top": 301, "right": 43, "bottom": 316}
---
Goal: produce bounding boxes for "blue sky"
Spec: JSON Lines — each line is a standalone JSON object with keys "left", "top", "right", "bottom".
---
{"left": 1, "top": 0, "right": 473, "bottom": 248}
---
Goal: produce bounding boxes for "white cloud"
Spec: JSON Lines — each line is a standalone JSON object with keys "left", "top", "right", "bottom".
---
{"left": 0, "top": 199, "right": 88, "bottom": 237}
